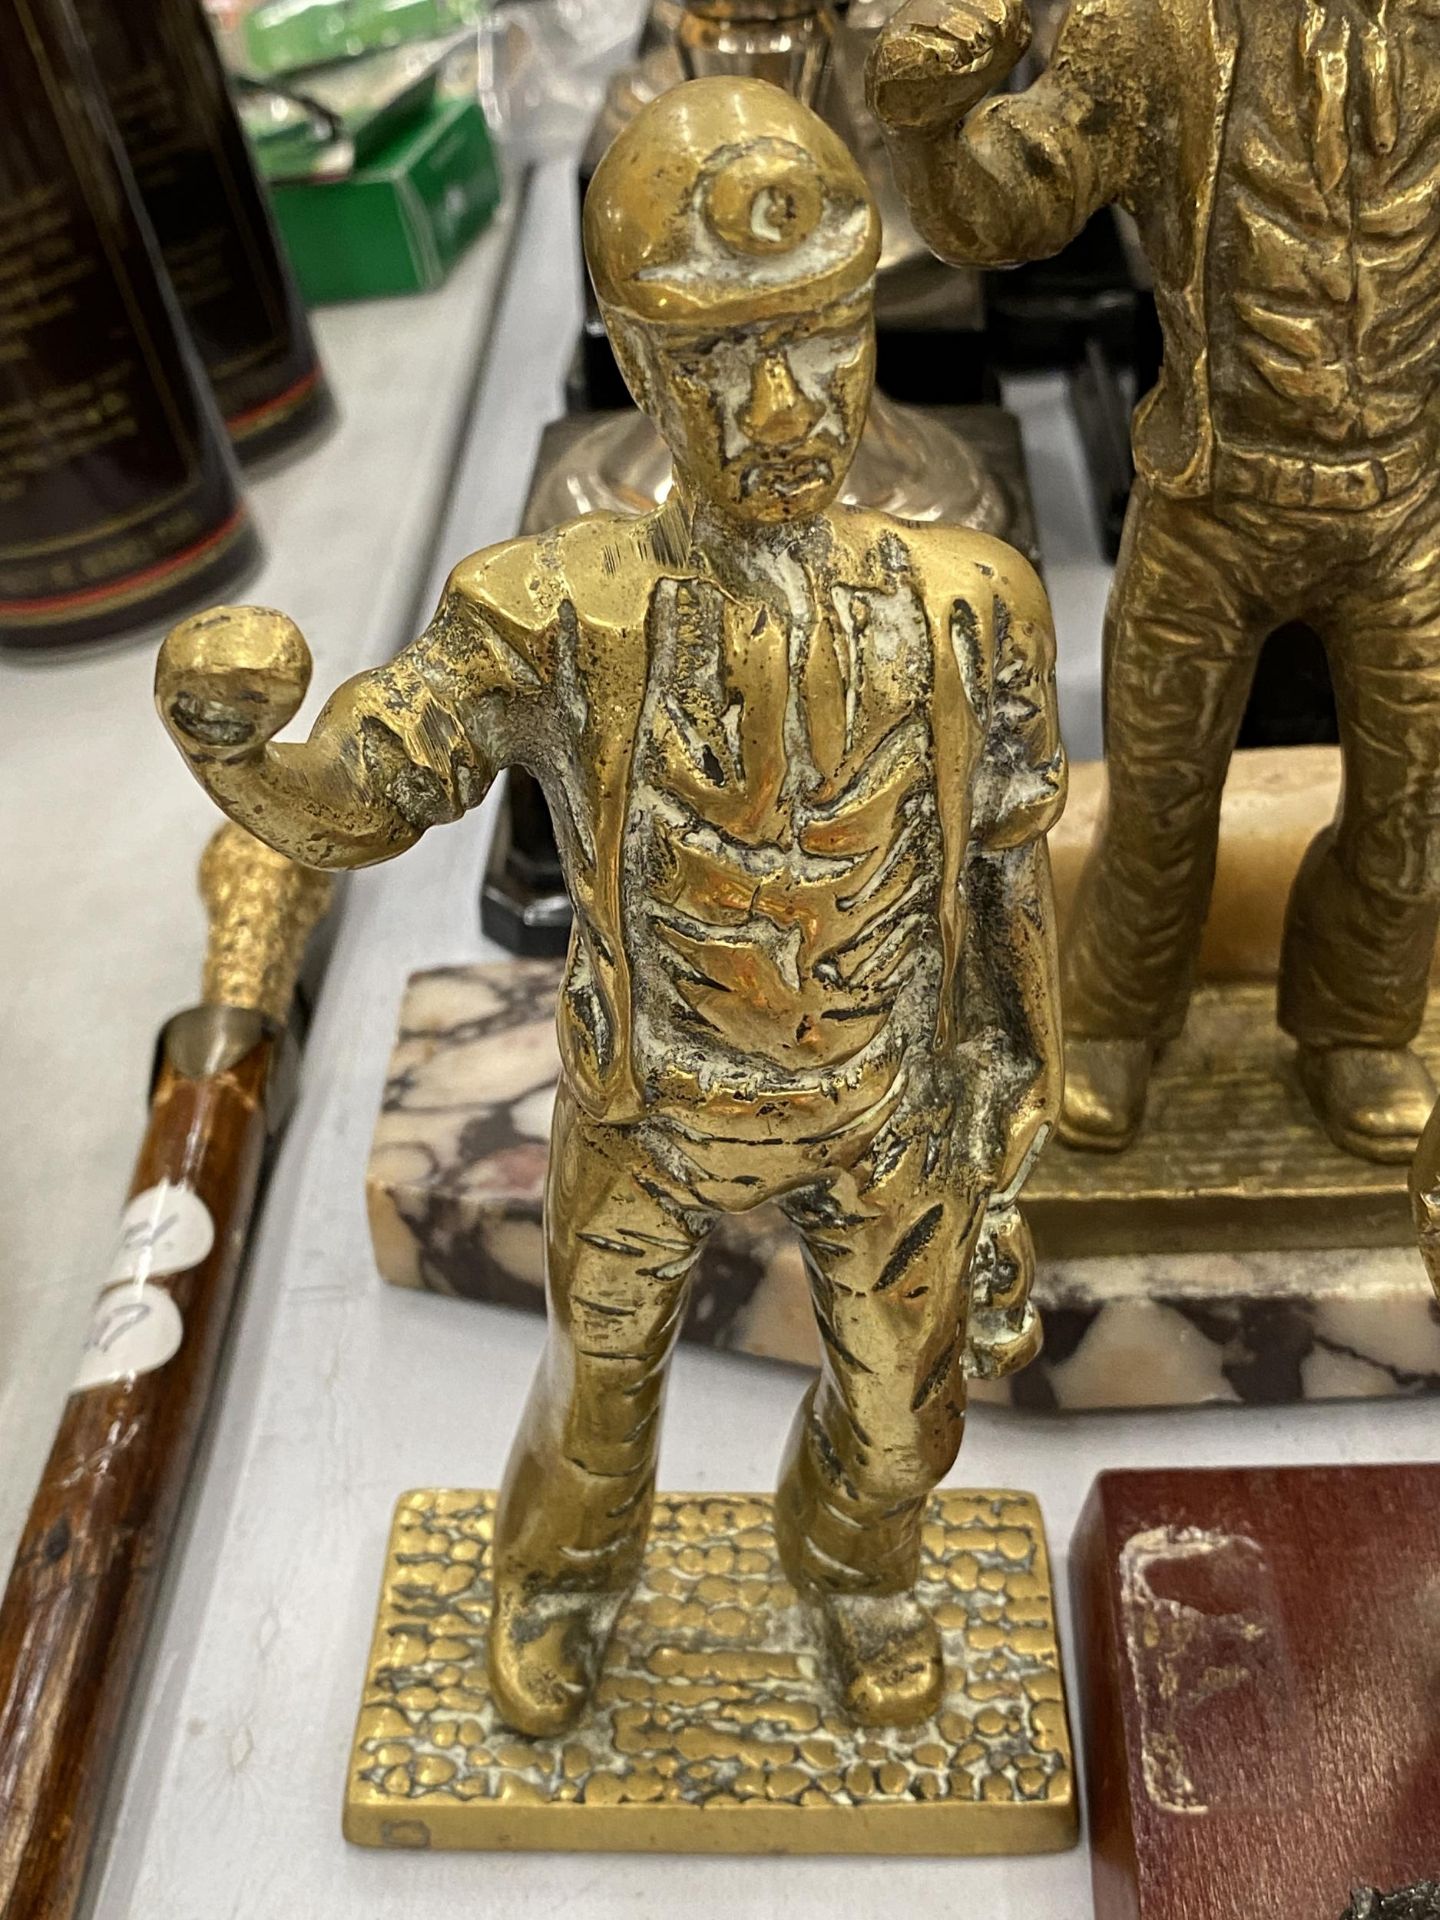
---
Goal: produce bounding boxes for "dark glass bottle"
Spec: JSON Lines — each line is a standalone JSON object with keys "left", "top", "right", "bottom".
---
{"left": 75, "top": 0, "right": 333, "bottom": 463}
{"left": 0, "top": 0, "right": 259, "bottom": 650}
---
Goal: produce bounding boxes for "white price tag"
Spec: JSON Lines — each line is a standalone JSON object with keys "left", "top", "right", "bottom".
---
{"left": 72, "top": 1181, "right": 214, "bottom": 1391}
{"left": 107, "top": 1180, "right": 214, "bottom": 1283}
{"left": 74, "top": 1285, "right": 185, "bottom": 1392}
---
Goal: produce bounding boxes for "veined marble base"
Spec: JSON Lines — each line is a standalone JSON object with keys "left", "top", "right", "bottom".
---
{"left": 366, "top": 964, "right": 1440, "bottom": 1411}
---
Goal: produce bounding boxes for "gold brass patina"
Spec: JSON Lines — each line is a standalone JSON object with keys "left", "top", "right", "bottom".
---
{"left": 156, "top": 78, "right": 1070, "bottom": 1844}
{"left": 871, "top": 0, "right": 1440, "bottom": 1165}
{"left": 197, "top": 822, "right": 333, "bottom": 1027}
{"left": 344, "top": 1487, "right": 1075, "bottom": 1852}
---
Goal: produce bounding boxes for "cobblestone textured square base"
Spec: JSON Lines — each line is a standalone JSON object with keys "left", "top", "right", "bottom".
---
{"left": 344, "top": 1487, "right": 1077, "bottom": 1855}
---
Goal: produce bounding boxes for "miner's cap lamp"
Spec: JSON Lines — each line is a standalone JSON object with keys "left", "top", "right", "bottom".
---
{"left": 584, "top": 76, "right": 881, "bottom": 328}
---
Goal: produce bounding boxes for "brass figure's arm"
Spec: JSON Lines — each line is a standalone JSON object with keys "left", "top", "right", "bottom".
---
{"left": 867, "top": 0, "right": 1146, "bottom": 268}
{"left": 155, "top": 575, "right": 539, "bottom": 870}
{"left": 962, "top": 557, "right": 1067, "bottom": 1197}
{"left": 967, "top": 836, "right": 1064, "bottom": 1199}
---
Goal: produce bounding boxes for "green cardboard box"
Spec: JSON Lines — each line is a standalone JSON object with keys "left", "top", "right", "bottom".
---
{"left": 243, "top": 0, "right": 483, "bottom": 79}
{"left": 271, "top": 95, "right": 500, "bottom": 301}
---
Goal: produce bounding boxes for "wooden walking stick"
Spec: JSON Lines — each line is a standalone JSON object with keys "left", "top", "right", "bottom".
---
{"left": 0, "top": 826, "right": 332, "bottom": 1919}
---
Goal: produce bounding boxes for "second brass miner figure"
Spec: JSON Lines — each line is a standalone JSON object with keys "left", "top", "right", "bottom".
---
{"left": 156, "top": 81, "right": 1065, "bottom": 1733}
{"left": 872, "top": 0, "right": 1440, "bottom": 1161}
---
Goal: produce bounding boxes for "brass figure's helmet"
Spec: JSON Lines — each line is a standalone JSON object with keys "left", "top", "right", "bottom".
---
{"left": 585, "top": 76, "right": 881, "bottom": 328}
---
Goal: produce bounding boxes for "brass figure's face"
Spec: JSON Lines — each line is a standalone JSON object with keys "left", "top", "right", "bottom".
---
{"left": 585, "top": 79, "right": 881, "bottom": 524}
{"left": 616, "top": 289, "right": 875, "bottom": 522}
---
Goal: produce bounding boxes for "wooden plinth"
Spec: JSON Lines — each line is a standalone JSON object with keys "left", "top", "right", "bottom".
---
{"left": 1071, "top": 1464, "right": 1440, "bottom": 1920}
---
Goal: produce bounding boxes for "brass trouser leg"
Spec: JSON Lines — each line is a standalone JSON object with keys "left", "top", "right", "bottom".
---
{"left": 1063, "top": 482, "right": 1269, "bottom": 1043}
{"left": 1280, "top": 488, "right": 1440, "bottom": 1048}
{"left": 492, "top": 1086, "right": 712, "bottom": 1606}
{"left": 774, "top": 1133, "right": 985, "bottom": 1596}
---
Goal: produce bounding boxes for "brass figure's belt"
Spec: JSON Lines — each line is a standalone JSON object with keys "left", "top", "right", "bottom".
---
{"left": 1214, "top": 426, "right": 1436, "bottom": 512}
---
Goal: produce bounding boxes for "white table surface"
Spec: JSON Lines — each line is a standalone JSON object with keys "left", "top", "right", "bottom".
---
{"left": 1, "top": 159, "right": 1434, "bottom": 1920}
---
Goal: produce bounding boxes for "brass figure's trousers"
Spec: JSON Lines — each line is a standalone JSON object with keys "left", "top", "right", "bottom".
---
{"left": 1065, "top": 474, "right": 1440, "bottom": 1050}
{"left": 493, "top": 1080, "right": 985, "bottom": 1607}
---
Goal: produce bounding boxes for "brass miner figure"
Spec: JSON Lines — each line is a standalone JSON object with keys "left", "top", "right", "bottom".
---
{"left": 156, "top": 79, "right": 1065, "bottom": 1733}
{"left": 871, "top": 0, "right": 1440, "bottom": 1161}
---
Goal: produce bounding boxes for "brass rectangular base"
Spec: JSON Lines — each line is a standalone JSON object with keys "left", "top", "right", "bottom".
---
{"left": 344, "top": 1488, "right": 1077, "bottom": 1855}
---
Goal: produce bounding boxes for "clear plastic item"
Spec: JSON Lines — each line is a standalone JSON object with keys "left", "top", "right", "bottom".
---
{"left": 473, "top": 0, "right": 649, "bottom": 163}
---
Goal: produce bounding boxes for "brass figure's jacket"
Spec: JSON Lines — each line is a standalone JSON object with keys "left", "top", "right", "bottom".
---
{"left": 320, "top": 503, "right": 1063, "bottom": 1138}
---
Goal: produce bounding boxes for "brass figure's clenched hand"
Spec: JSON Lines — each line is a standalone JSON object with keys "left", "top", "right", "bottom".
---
{"left": 866, "top": 0, "right": 1031, "bottom": 130}
{"left": 159, "top": 607, "right": 310, "bottom": 765}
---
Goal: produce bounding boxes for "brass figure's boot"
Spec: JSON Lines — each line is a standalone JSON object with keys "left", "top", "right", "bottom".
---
{"left": 487, "top": 1581, "right": 627, "bottom": 1737}
{"left": 1057, "top": 1035, "right": 1154, "bottom": 1152}
{"left": 807, "top": 1589, "right": 945, "bottom": 1728}
{"left": 1296, "top": 1044, "right": 1437, "bottom": 1163}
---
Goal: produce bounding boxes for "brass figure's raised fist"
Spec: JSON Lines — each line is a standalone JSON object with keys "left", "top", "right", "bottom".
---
{"left": 866, "top": 0, "right": 1031, "bottom": 131}
{"left": 156, "top": 607, "right": 312, "bottom": 767}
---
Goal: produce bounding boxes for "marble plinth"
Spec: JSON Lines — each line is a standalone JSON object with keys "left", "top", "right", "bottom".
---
{"left": 343, "top": 1486, "right": 1075, "bottom": 1854}
{"left": 365, "top": 964, "right": 1440, "bottom": 1410}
